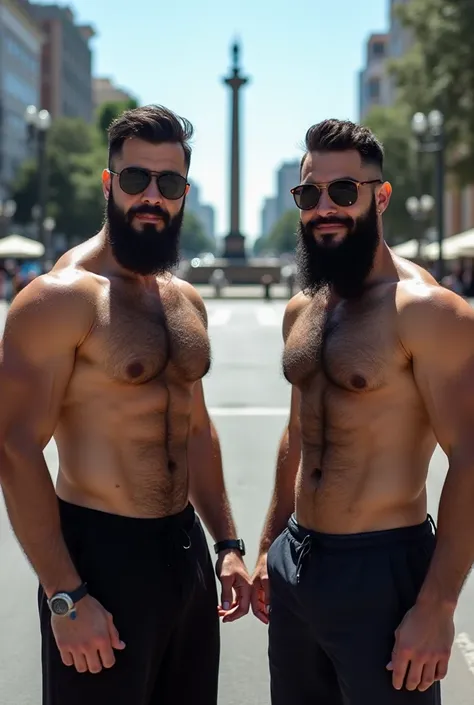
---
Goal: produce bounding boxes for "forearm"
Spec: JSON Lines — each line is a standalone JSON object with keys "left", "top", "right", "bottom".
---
{"left": 417, "top": 459, "right": 474, "bottom": 610}
{"left": 0, "top": 446, "right": 81, "bottom": 598}
{"left": 258, "top": 427, "right": 300, "bottom": 555}
{"left": 188, "top": 425, "right": 237, "bottom": 542}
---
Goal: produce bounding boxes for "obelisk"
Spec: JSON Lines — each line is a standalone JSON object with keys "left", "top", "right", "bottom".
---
{"left": 222, "top": 40, "right": 249, "bottom": 259}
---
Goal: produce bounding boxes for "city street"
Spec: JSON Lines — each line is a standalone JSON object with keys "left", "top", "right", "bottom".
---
{"left": 0, "top": 298, "right": 473, "bottom": 704}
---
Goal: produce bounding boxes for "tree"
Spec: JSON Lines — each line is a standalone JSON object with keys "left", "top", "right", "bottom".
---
{"left": 96, "top": 99, "right": 139, "bottom": 145}
{"left": 389, "top": 0, "right": 474, "bottom": 182}
{"left": 180, "top": 211, "right": 215, "bottom": 257}
{"left": 266, "top": 209, "right": 300, "bottom": 254}
{"left": 363, "top": 104, "right": 433, "bottom": 244}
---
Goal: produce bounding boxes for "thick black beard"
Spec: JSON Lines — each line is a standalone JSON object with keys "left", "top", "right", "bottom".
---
{"left": 105, "top": 191, "right": 184, "bottom": 276}
{"left": 295, "top": 196, "right": 379, "bottom": 300}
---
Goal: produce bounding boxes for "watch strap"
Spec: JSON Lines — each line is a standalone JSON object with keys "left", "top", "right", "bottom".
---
{"left": 214, "top": 539, "right": 245, "bottom": 556}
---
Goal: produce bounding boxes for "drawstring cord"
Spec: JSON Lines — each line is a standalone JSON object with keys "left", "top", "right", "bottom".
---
{"left": 296, "top": 534, "right": 312, "bottom": 584}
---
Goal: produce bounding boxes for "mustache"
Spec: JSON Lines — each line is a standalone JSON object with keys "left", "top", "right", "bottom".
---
{"left": 308, "top": 216, "right": 354, "bottom": 229}
{"left": 127, "top": 204, "right": 170, "bottom": 224}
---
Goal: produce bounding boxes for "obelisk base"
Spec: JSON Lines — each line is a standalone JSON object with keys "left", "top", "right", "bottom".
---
{"left": 222, "top": 232, "right": 247, "bottom": 260}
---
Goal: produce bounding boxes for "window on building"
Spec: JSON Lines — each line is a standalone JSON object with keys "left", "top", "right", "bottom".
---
{"left": 372, "top": 42, "right": 385, "bottom": 58}
{"left": 368, "top": 78, "right": 380, "bottom": 100}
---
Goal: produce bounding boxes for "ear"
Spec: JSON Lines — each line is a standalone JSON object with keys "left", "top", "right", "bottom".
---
{"left": 185, "top": 182, "right": 191, "bottom": 196}
{"left": 377, "top": 181, "right": 392, "bottom": 215}
{"left": 102, "top": 169, "right": 112, "bottom": 200}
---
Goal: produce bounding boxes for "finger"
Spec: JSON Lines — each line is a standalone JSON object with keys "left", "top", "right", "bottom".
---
{"left": 391, "top": 653, "right": 410, "bottom": 690}
{"left": 107, "top": 613, "right": 126, "bottom": 651}
{"left": 261, "top": 576, "right": 270, "bottom": 604}
{"left": 60, "top": 650, "right": 74, "bottom": 667}
{"left": 220, "top": 577, "right": 234, "bottom": 611}
{"left": 435, "top": 658, "right": 449, "bottom": 681}
{"left": 418, "top": 662, "right": 437, "bottom": 692}
{"left": 405, "top": 660, "right": 424, "bottom": 691}
{"left": 72, "top": 653, "right": 88, "bottom": 674}
{"left": 84, "top": 649, "right": 103, "bottom": 674}
{"left": 250, "top": 581, "right": 262, "bottom": 617}
{"left": 252, "top": 594, "right": 270, "bottom": 625}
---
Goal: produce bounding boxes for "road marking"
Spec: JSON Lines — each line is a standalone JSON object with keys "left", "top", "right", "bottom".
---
{"left": 255, "top": 306, "right": 281, "bottom": 326}
{"left": 455, "top": 632, "right": 474, "bottom": 675}
{"left": 207, "top": 309, "right": 232, "bottom": 326}
{"left": 209, "top": 406, "right": 288, "bottom": 416}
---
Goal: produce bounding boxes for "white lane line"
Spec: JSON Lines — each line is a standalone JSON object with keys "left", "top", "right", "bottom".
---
{"left": 207, "top": 309, "right": 232, "bottom": 326}
{"left": 209, "top": 406, "right": 288, "bottom": 416}
{"left": 255, "top": 306, "right": 281, "bottom": 327}
{"left": 455, "top": 632, "right": 474, "bottom": 675}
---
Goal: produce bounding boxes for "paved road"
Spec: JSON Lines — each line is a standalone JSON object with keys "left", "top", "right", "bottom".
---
{"left": 0, "top": 299, "right": 473, "bottom": 704}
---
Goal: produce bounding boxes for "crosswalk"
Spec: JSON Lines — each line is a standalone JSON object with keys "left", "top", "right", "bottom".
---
{"left": 207, "top": 304, "right": 284, "bottom": 327}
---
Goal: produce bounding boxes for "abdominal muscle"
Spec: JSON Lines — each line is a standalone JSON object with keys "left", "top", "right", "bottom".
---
{"left": 294, "top": 387, "right": 437, "bottom": 534}
{"left": 54, "top": 382, "right": 191, "bottom": 518}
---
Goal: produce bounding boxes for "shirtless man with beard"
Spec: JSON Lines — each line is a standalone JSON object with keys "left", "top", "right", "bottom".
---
{"left": 0, "top": 105, "right": 251, "bottom": 705}
{"left": 251, "top": 119, "right": 474, "bottom": 705}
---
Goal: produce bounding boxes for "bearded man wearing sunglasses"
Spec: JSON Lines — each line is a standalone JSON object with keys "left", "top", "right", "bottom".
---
{"left": 0, "top": 104, "right": 251, "bottom": 705}
{"left": 252, "top": 119, "right": 474, "bottom": 705}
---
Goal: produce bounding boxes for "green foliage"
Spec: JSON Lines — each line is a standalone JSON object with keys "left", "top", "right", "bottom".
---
{"left": 389, "top": 0, "right": 474, "bottom": 182}
{"left": 257, "top": 209, "right": 300, "bottom": 255}
{"left": 96, "top": 98, "right": 139, "bottom": 146}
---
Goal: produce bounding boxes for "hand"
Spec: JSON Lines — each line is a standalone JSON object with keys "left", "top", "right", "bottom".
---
{"left": 51, "top": 594, "right": 126, "bottom": 674}
{"left": 251, "top": 553, "right": 270, "bottom": 625}
{"left": 216, "top": 550, "right": 252, "bottom": 623}
{"left": 387, "top": 601, "right": 455, "bottom": 691}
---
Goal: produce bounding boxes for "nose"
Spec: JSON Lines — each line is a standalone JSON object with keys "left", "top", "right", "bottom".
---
{"left": 141, "top": 176, "right": 163, "bottom": 205}
{"left": 314, "top": 187, "right": 337, "bottom": 218}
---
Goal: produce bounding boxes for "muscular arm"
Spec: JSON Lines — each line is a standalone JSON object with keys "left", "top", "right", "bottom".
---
{"left": 402, "top": 285, "right": 474, "bottom": 610}
{"left": 0, "top": 274, "right": 93, "bottom": 598}
{"left": 187, "top": 380, "right": 237, "bottom": 541}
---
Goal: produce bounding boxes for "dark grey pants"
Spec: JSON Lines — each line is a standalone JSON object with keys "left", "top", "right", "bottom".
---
{"left": 267, "top": 515, "right": 441, "bottom": 705}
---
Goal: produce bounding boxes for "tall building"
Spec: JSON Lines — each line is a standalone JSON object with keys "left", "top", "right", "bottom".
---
{"left": 93, "top": 77, "right": 136, "bottom": 110}
{"left": 29, "top": 3, "right": 95, "bottom": 123}
{"left": 276, "top": 160, "right": 299, "bottom": 218}
{"left": 186, "top": 180, "right": 215, "bottom": 243}
{"left": 386, "top": 0, "right": 414, "bottom": 105}
{"left": 358, "top": 33, "right": 391, "bottom": 121}
{"left": 0, "top": 0, "right": 42, "bottom": 200}
{"left": 260, "top": 197, "right": 278, "bottom": 237}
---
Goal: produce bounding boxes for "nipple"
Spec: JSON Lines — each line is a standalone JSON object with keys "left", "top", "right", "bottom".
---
{"left": 351, "top": 374, "right": 367, "bottom": 390}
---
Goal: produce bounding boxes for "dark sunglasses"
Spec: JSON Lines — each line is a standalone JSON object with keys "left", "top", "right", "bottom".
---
{"left": 290, "top": 178, "right": 382, "bottom": 210}
{"left": 109, "top": 167, "right": 188, "bottom": 199}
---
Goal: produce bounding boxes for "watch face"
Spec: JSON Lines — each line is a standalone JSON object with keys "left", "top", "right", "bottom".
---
{"left": 51, "top": 597, "right": 70, "bottom": 616}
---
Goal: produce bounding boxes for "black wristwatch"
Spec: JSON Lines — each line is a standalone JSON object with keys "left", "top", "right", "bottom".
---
{"left": 214, "top": 539, "right": 246, "bottom": 556}
{"left": 48, "top": 582, "right": 88, "bottom": 620}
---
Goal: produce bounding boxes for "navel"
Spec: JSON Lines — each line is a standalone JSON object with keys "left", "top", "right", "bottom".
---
{"left": 350, "top": 374, "right": 367, "bottom": 390}
{"left": 168, "top": 459, "right": 177, "bottom": 473}
{"left": 127, "top": 361, "right": 144, "bottom": 378}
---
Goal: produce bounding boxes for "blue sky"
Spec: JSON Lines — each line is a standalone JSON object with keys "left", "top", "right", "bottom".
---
{"left": 65, "top": 0, "right": 388, "bottom": 241}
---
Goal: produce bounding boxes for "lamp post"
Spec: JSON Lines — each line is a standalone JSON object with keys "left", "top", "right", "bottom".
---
{"left": 411, "top": 110, "right": 445, "bottom": 280}
{"left": 405, "top": 194, "right": 435, "bottom": 260}
{"left": 43, "top": 216, "right": 56, "bottom": 270}
{"left": 0, "top": 199, "right": 17, "bottom": 238}
{"left": 25, "top": 105, "right": 52, "bottom": 260}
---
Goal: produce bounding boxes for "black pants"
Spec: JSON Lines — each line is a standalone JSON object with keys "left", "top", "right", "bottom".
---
{"left": 267, "top": 515, "right": 441, "bottom": 705}
{"left": 39, "top": 500, "right": 220, "bottom": 705}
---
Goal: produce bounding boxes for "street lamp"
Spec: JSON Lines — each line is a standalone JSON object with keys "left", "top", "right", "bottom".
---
{"left": 406, "top": 194, "right": 435, "bottom": 259}
{"left": 43, "top": 216, "right": 56, "bottom": 270}
{"left": 0, "top": 199, "right": 17, "bottom": 238}
{"left": 25, "top": 105, "right": 52, "bottom": 262}
{"left": 411, "top": 110, "right": 445, "bottom": 279}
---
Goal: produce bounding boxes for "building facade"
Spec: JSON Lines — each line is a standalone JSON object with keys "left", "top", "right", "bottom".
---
{"left": 0, "top": 0, "right": 42, "bottom": 200}
{"left": 276, "top": 160, "right": 299, "bottom": 218}
{"left": 93, "top": 77, "right": 136, "bottom": 110}
{"left": 186, "top": 180, "right": 215, "bottom": 243}
{"left": 29, "top": 3, "right": 95, "bottom": 123}
{"left": 358, "top": 33, "right": 391, "bottom": 121}
{"left": 260, "top": 196, "right": 278, "bottom": 237}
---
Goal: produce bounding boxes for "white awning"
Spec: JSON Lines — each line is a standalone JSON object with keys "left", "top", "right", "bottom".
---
{"left": 0, "top": 234, "right": 45, "bottom": 259}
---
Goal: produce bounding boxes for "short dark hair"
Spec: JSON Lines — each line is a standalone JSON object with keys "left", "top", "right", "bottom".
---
{"left": 107, "top": 104, "right": 194, "bottom": 171}
{"left": 300, "top": 119, "right": 384, "bottom": 175}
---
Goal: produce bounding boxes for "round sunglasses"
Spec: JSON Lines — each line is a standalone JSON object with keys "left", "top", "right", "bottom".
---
{"left": 109, "top": 167, "right": 188, "bottom": 200}
{"left": 291, "top": 178, "right": 382, "bottom": 211}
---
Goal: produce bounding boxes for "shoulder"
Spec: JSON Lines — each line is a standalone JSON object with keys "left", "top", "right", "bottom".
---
{"left": 5, "top": 268, "right": 96, "bottom": 345}
{"left": 397, "top": 279, "right": 474, "bottom": 355}
{"left": 282, "top": 290, "right": 312, "bottom": 340}
{"left": 172, "top": 276, "right": 207, "bottom": 324}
